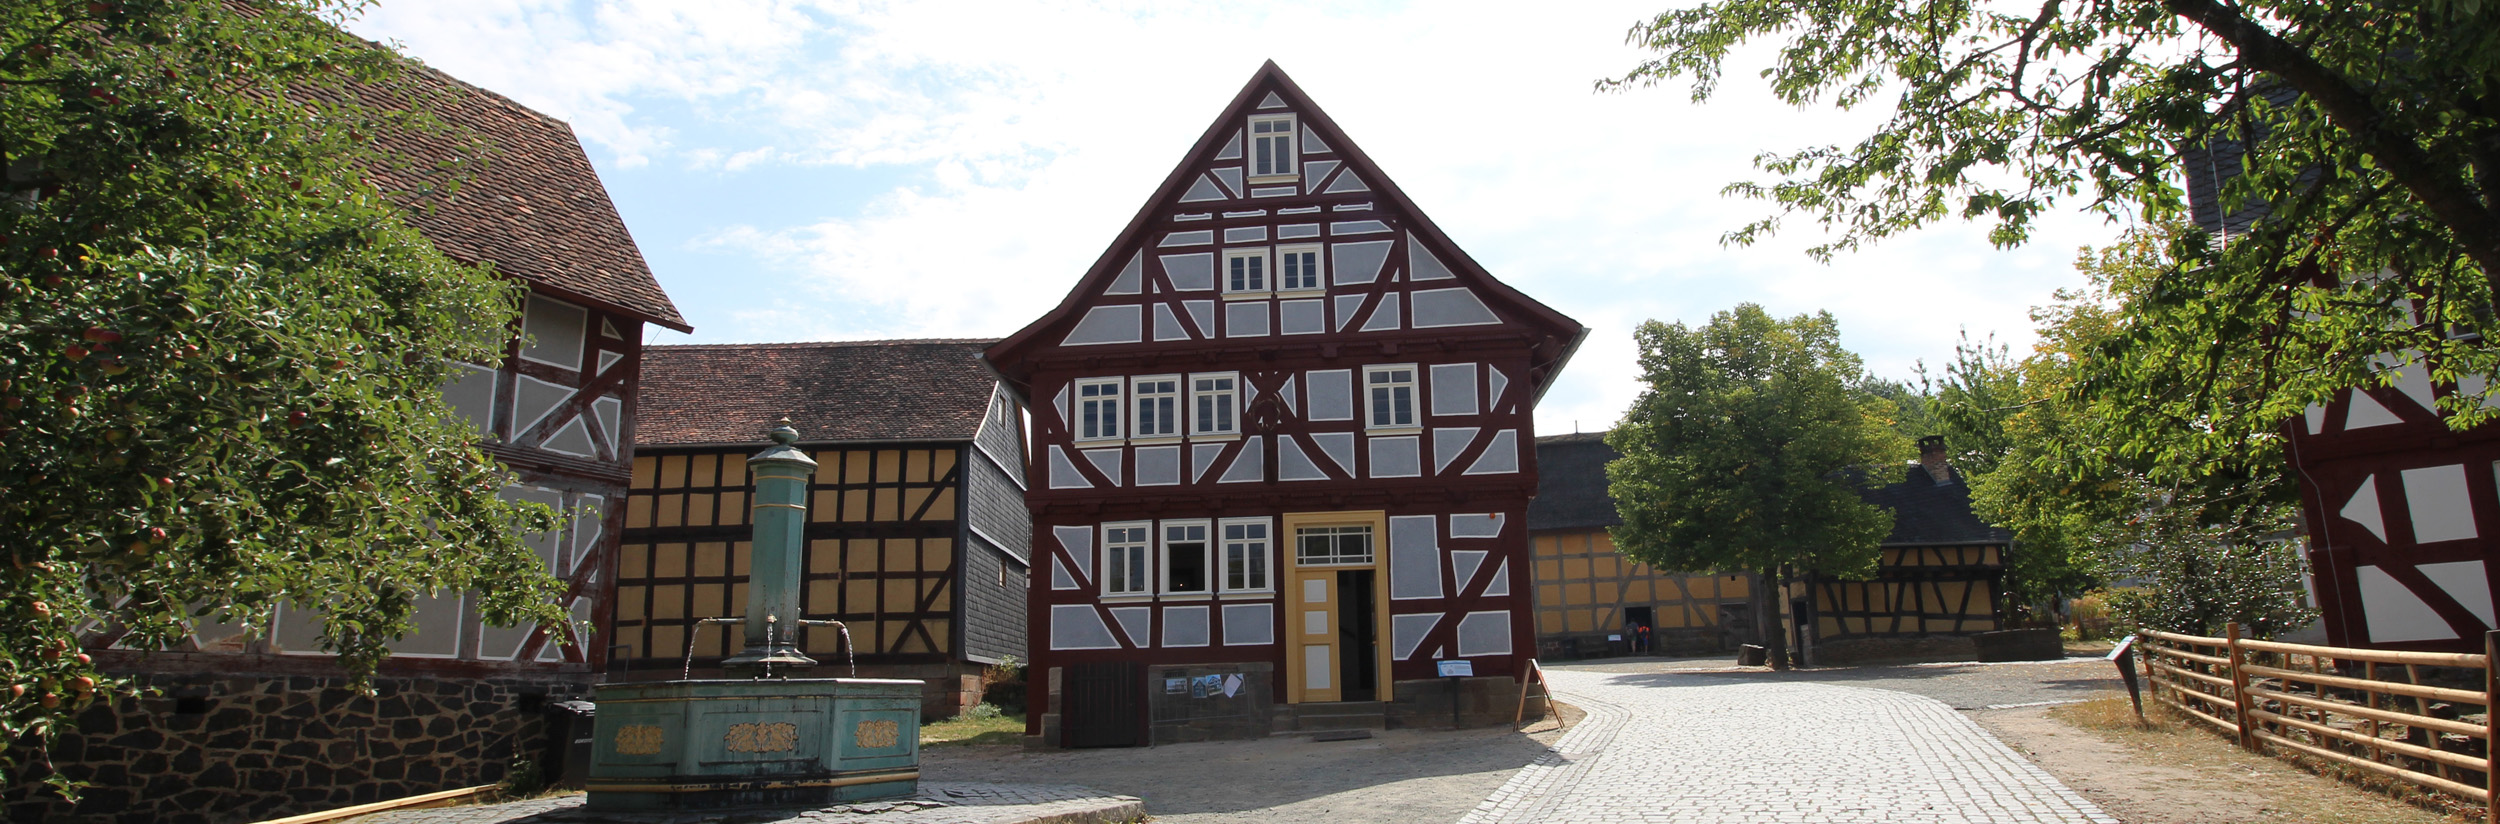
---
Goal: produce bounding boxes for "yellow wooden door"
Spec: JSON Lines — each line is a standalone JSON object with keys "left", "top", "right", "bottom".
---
{"left": 1289, "top": 569, "right": 1339, "bottom": 703}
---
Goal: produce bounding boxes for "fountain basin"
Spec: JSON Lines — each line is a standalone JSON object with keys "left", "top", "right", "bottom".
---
{"left": 584, "top": 677, "right": 922, "bottom": 811}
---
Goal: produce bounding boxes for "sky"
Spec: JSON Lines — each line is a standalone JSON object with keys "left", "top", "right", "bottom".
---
{"left": 348, "top": 0, "right": 2122, "bottom": 439}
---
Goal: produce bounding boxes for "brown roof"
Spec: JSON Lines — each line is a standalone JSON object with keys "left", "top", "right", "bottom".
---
{"left": 347, "top": 61, "right": 689, "bottom": 331}
{"left": 638, "top": 340, "right": 1002, "bottom": 446}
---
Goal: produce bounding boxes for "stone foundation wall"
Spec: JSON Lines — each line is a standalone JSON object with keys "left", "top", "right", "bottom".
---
{"left": 1385, "top": 676, "right": 1546, "bottom": 729}
{"left": 1144, "top": 662, "right": 1275, "bottom": 745}
{"left": 2, "top": 672, "right": 580, "bottom": 824}
{"left": 1815, "top": 635, "right": 1979, "bottom": 665}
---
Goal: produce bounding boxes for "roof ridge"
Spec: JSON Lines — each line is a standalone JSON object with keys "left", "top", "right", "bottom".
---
{"left": 650, "top": 337, "right": 1000, "bottom": 351}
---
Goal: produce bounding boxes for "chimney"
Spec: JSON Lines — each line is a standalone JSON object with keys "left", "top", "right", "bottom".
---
{"left": 1917, "top": 435, "right": 1953, "bottom": 485}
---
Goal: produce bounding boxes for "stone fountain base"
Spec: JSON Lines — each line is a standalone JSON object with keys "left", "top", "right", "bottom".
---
{"left": 585, "top": 678, "right": 923, "bottom": 811}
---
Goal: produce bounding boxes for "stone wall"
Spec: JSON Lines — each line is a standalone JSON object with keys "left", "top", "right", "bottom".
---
{"left": 1144, "top": 662, "right": 1275, "bottom": 745}
{"left": 1386, "top": 676, "right": 1547, "bottom": 729}
{"left": 3, "top": 672, "right": 577, "bottom": 824}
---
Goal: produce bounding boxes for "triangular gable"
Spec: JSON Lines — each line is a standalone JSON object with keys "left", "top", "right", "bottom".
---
{"left": 986, "top": 61, "right": 1583, "bottom": 397}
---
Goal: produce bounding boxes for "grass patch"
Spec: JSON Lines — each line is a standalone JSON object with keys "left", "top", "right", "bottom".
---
{"left": 923, "top": 712, "right": 1025, "bottom": 747}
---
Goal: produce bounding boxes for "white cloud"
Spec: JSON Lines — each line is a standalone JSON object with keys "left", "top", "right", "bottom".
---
{"left": 354, "top": 0, "right": 2114, "bottom": 440}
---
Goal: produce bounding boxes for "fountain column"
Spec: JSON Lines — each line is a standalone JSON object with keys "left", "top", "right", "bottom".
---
{"left": 721, "top": 419, "right": 817, "bottom": 675}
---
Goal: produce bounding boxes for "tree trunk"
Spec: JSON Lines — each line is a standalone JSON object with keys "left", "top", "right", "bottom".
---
{"left": 1755, "top": 568, "right": 1791, "bottom": 671}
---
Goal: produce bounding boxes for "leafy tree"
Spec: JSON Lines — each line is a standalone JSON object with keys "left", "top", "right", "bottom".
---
{"left": 1941, "top": 234, "right": 2307, "bottom": 634}
{"left": 1606, "top": 304, "right": 1904, "bottom": 668}
{"left": 1, "top": 0, "right": 563, "bottom": 789}
{"left": 1604, "top": 0, "right": 2500, "bottom": 474}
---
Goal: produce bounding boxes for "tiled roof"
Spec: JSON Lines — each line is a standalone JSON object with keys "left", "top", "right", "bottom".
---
{"left": 1860, "top": 465, "right": 2013, "bottom": 546}
{"left": 1529, "top": 433, "right": 1624, "bottom": 531}
{"left": 637, "top": 340, "right": 1001, "bottom": 447}
{"left": 346, "top": 61, "right": 689, "bottom": 331}
{"left": 1528, "top": 434, "right": 2011, "bottom": 547}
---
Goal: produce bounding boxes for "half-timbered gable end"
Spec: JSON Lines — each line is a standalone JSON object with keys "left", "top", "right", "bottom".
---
{"left": 621, "top": 339, "right": 1030, "bottom": 719}
{"left": 986, "top": 62, "right": 1585, "bottom": 745}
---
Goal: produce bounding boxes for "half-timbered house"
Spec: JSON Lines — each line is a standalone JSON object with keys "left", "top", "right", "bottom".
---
{"left": 618, "top": 339, "right": 1030, "bottom": 719}
{"left": 2172, "top": 123, "right": 2493, "bottom": 653}
{"left": 1526, "top": 434, "right": 1756, "bottom": 657}
{"left": 984, "top": 62, "right": 1584, "bottom": 746}
{"left": 1525, "top": 434, "right": 2006, "bottom": 663}
{"left": 12, "top": 61, "right": 686, "bottom": 824}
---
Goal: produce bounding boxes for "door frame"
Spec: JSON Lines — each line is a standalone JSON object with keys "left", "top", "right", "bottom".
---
{"left": 1281, "top": 510, "right": 1391, "bottom": 704}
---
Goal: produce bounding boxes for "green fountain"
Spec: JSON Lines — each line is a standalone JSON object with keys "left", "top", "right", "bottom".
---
{"left": 585, "top": 421, "right": 922, "bottom": 811}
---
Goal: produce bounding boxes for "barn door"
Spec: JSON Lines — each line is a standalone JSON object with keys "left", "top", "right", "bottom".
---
{"left": 1061, "top": 661, "right": 1142, "bottom": 748}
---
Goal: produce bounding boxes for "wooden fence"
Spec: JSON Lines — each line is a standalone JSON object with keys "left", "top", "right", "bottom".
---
{"left": 2141, "top": 625, "right": 2499, "bottom": 821}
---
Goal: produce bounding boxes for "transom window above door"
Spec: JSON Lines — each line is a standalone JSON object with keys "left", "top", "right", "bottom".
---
{"left": 1295, "top": 524, "right": 1373, "bottom": 566}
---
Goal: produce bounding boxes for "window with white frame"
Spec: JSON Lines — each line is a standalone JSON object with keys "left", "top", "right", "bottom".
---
{"left": 1221, "top": 518, "right": 1271, "bottom": 592}
{"left": 1104, "top": 522, "right": 1151, "bottom": 596}
{"left": 1224, "top": 248, "right": 1269, "bottom": 295}
{"left": 1277, "top": 244, "right": 1323, "bottom": 292}
{"left": 1250, "top": 115, "right": 1296, "bottom": 179}
{"left": 1163, "top": 520, "right": 1211, "bottom": 595}
{"left": 1191, "top": 372, "right": 1239, "bottom": 436}
{"left": 1075, "top": 378, "right": 1122, "bottom": 441}
{"left": 1295, "top": 524, "right": 1373, "bottom": 566}
{"left": 1365, "top": 365, "right": 1417, "bottom": 430}
{"left": 1133, "top": 375, "right": 1180, "bottom": 439}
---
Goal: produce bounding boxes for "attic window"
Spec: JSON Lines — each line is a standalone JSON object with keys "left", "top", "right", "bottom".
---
{"left": 1250, "top": 114, "right": 1296, "bottom": 180}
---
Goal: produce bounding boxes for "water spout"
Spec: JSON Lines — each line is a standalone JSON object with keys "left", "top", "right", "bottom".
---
{"left": 684, "top": 617, "right": 742, "bottom": 680}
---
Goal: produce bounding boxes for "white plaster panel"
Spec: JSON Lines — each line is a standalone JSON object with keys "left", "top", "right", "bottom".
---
{"left": 1302, "top": 159, "right": 1339, "bottom": 191}
{"left": 442, "top": 362, "right": 497, "bottom": 436}
{"left": 1109, "top": 607, "right": 1153, "bottom": 648}
{"left": 1431, "top": 363, "right": 1479, "bottom": 417}
{"left": 1184, "top": 300, "right": 1215, "bottom": 336}
{"left": 1331, "top": 220, "right": 1391, "bottom": 235}
{"left": 1082, "top": 448, "right": 1124, "bottom": 486}
{"left": 1312, "top": 432, "right": 1355, "bottom": 474}
{"left": 1160, "top": 253, "right": 1215, "bottom": 291}
{"left": 1301, "top": 124, "right": 1332, "bottom": 154}
{"left": 1054, "top": 525, "right": 1093, "bottom": 583}
{"left": 511, "top": 374, "right": 573, "bottom": 438}
{"left": 1361, "top": 293, "right": 1403, "bottom": 332}
{"left": 1224, "top": 226, "right": 1268, "bottom": 243}
{"left": 1219, "top": 436, "right": 1265, "bottom": 483}
{"left": 1408, "top": 235, "right": 1457, "bottom": 281}
{"left": 1370, "top": 436, "right": 1421, "bottom": 478}
{"left": 1050, "top": 604, "right": 1121, "bottom": 650}
{"left": 1180, "top": 175, "right": 1227, "bottom": 203}
{"left": 1277, "top": 224, "right": 1321, "bottom": 240}
{"left": 1279, "top": 436, "right": 1327, "bottom": 481}
{"left": 2358, "top": 565, "right": 2458, "bottom": 643}
{"left": 1106, "top": 251, "right": 1143, "bottom": 295}
{"left": 1483, "top": 560, "right": 1510, "bottom": 596}
{"left": 2347, "top": 391, "right": 2403, "bottom": 429}
{"left": 1222, "top": 604, "right": 1275, "bottom": 646}
{"left": 1162, "top": 606, "right": 1211, "bottom": 648}
{"left": 1487, "top": 365, "right": 1509, "bottom": 408}
{"left": 1324, "top": 173, "right": 1369, "bottom": 193}
{"left": 592, "top": 396, "right": 622, "bottom": 458}
{"left": 1192, "top": 443, "right": 1227, "bottom": 483}
{"left": 1048, "top": 446, "right": 1092, "bottom": 490}
{"left": 1154, "top": 303, "right": 1189, "bottom": 342}
{"left": 1450, "top": 513, "right": 1503, "bottom": 538}
{"left": 542, "top": 416, "right": 595, "bottom": 458}
{"left": 1215, "top": 129, "right": 1243, "bottom": 160}
{"left": 1464, "top": 430, "right": 1520, "bottom": 475}
{"left": 1456, "top": 611, "right": 1513, "bottom": 657}
{"left": 1412, "top": 287, "right": 1501, "bottom": 328}
{"left": 1333, "top": 295, "right": 1366, "bottom": 331}
{"left": 2402, "top": 464, "right": 2478, "bottom": 543}
{"left": 1279, "top": 299, "right": 1326, "bottom": 335}
{"left": 1225, "top": 301, "right": 1270, "bottom": 337}
{"left": 2421, "top": 560, "right": 2496, "bottom": 629}
{"left": 1391, "top": 613, "right": 1440, "bottom": 661}
{"left": 1450, "top": 551, "right": 1488, "bottom": 593}
{"left": 1433, "top": 427, "right": 1479, "bottom": 474}
{"left": 2340, "top": 474, "right": 2386, "bottom": 541}
{"left": 1134, "top": 445, "right": 1181, "bottom": 486}
{"left": 1063, "top": 305, "right": 1143, "bottom": 346}
{"left": 1389, "top": 515, "right": 1442, "bottom": 600}
{"left": 520, "top": 295, "right": 587, "bottom": 371}
{"left": 1306, "top": 370, "right": 1354, "bottom": 420}
{"left": 1331, "top": 240, "right": 1394, "bottom": 285}
{"left": 1212, "top": 167, "right": 1244, "bottom": 197}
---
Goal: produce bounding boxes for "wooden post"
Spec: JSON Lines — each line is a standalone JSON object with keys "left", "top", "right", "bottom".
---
{"left": 2484, "top": 629, "right": 2498, "bottom": 824}
{"left": 2227, "top": 622, "right": 2257, "bottom": 752}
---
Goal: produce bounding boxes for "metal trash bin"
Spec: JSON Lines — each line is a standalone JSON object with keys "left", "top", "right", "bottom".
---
{"left": 543, "top": 700, "right": 596, "bottom": 790}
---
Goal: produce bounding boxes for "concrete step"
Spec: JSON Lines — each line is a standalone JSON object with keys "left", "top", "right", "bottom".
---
{"left": 1274, "top": 700, "right": 1387, "bottom": 735}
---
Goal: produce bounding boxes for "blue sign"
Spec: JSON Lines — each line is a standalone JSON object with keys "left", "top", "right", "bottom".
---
{"left": 1436, "top": 659, "right": 1473, "bottom": 678}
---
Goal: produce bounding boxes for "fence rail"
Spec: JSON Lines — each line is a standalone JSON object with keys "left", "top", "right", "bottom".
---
{"left": 2139, "top": 625, "right": 2500, "bottom": 821}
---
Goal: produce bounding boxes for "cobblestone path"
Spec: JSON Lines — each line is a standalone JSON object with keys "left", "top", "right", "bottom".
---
{"left": 1459, "top": 669, "right": 2117, "bottom": 824}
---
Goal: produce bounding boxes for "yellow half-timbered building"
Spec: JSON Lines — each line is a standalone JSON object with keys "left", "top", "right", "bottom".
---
{"left": 619, "top": 339, "right": 1030, "bottom": 718}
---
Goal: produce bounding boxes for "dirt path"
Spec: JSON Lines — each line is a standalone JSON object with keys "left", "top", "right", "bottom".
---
{"left": 1977, "top": 700, "right": 2459, "bottom": 824}
{"left": 921, "top": 708, "right": 1578, "bottom": 824}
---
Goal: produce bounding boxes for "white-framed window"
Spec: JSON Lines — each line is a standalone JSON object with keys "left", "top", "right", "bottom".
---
{"left": 1220, "top": 518, "right": 1272, "bottom": 593}
{"left": 1250, "top": 114, "right": 1296, "bottom": 179}
{"left": 1075, "top": 378, "right": 1122, "bottom": 441}
{"left": 1191, "top": 372, "right": 1240, "bottom": 436}
{"left": 1364, "top": 364, "right": 1417, "bottom": 430}
{"left": 1104, "top": 522, "right": 1152, "bottom": 596}
{"left": 1277, "top": 244, "right": 1323, "bottom": 292}
{"left": 1295, "top": 524, "right": 1373, "bottom": 566}
{"left": 1133, "top": 375, "right": 1180, "bottom": 439}
{"left": 1162, "top": 520, "right": 1212, "bottom": 595}
{"left": 1224, "top": 248, "right": 1269, "bottom": 295}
